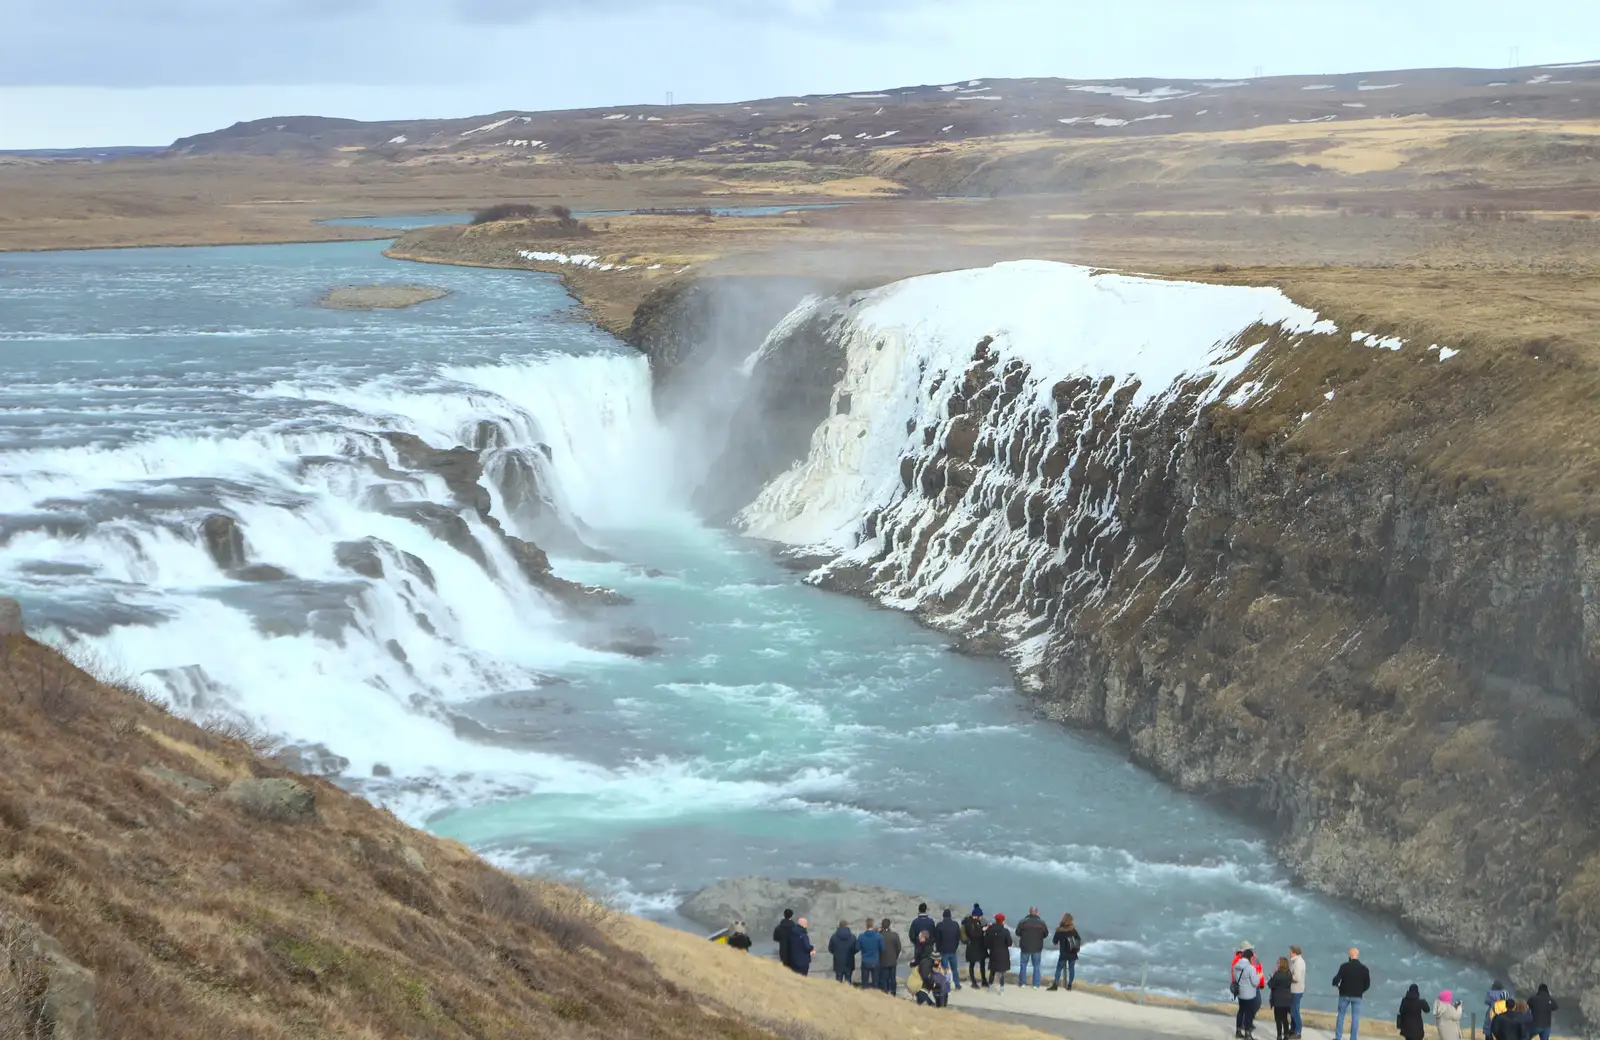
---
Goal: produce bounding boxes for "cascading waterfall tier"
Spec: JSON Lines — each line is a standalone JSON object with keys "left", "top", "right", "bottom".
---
{"left": 0, "top": 350, "right": 677, "bottom": 788}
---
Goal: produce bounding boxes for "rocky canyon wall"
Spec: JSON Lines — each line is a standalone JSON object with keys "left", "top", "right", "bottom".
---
{"left": 651, "top": 261, "right": 1600, "bottom": 1019}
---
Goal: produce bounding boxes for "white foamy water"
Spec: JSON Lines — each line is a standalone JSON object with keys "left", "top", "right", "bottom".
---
{"left": 0, "top": 240, "right": 1480, "bottom": 1008}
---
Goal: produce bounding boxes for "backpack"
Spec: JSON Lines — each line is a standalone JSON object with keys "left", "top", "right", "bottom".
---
{"left": 1062, "top": 931, "right": 1081, "bottom": 957}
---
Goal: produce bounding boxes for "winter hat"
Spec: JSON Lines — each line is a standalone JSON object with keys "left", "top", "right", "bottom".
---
{"left": 994, "top": 913, "right": 1006, "bottom": 924}
{"left": 1440, "top": 991, "right": 1454, "bottom": 1005}
{"left": 972, "top": 904, "right": 984, "bottom": 917}
{"left": 942, "top": 909, "right": 953, "bottom": 919}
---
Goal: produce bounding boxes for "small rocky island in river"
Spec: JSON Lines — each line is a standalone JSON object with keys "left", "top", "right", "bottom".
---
{"left": 315, "top": 284, "right": 450, "bottom": 310}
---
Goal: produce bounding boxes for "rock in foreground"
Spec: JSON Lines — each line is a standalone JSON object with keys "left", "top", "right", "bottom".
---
{"left": 315, "top": 284, "right": 449, "bottom": 310}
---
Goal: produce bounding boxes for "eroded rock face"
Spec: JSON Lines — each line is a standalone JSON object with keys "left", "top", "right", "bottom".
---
{"left": 713, "top": 290, "right": 1600, "bottom": 1018}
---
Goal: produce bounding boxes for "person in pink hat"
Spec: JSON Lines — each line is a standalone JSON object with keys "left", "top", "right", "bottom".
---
{"left": 1437, "top": 990, "right": 1464, "bottom": 1040}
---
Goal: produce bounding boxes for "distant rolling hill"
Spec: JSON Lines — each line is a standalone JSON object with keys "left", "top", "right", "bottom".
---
{"left": 165, "top": 63, "right": 1600, "bottom": 165}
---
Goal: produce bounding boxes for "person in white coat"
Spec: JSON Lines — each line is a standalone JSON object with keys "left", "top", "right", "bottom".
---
{"left": 1289, "top": 946, "right": 1307, "bottom": 1039}
{"left": 1437, "top": 990, "right": 1465, "bottom": 1040}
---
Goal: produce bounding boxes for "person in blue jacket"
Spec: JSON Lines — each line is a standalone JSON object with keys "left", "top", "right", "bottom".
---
{"left": 828, "top": 920, "right": 858, "bottom": 983}
{"left": 789, "top": 917, "right": 814, "bottom": 976}
{"left": 857, "top": 919, "right": 884, "bottom": 990}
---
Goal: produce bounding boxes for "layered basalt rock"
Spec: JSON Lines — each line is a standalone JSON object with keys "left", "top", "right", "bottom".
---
{"left": 689, "top": 267, "right": 1600, "bottom": 1020}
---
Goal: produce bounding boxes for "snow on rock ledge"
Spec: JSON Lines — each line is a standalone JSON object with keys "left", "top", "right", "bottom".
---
{"left": 734, "top": 260, "right": 1334, "bottom": 670}
{"left": 740, "top": 260, "right": 1328, "bottom": 546}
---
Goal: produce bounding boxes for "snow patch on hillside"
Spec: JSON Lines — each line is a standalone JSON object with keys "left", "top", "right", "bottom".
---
{"left": 461, "top": 117, "right": 516, "bottom": 136}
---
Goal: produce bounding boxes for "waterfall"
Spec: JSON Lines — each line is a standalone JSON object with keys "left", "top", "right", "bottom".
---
{"left": 0, "top": 350, "right": 678, "bottom": 794}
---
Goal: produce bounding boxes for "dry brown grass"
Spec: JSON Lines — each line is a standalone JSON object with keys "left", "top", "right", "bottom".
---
{"left": 0, "top": 633, "right": 791, "bottom": 1040}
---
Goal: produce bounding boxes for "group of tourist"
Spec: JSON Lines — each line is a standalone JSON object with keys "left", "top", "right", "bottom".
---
{"left": 741, "top": 912, "right": 1566, "bottom": 1035}
{"left": 760, "top": 903, "right": 1084, "bottom": 1008}
{"left": 1228, "top": 945, "right": 1561, "bottom": 1040}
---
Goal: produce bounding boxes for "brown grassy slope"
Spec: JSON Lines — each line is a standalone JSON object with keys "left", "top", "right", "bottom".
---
{"left": 1179, "top": 267, "right": 1600, "bottom": 520}
{"left": 0, "top": 633, "right": 1059, "bottom": 1040}
{"left": 0, "top": 634, "right": 788, "bottom": 1040}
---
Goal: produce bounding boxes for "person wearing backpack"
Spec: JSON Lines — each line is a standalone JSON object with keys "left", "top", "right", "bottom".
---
{"left": 1233, "top": 944, "right": 1266, "bottom": 1040}
{"left": 1049, "top": 913, "right": 1081, "bottom": 991}
{"left": 1484, "top": 982, "right": 1511, "bottom": 1040}
{"left": 963, "top": 906, "right": 989, "bottom": 988}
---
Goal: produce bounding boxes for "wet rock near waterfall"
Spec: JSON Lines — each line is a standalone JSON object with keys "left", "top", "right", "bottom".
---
{"left": 581, "top": 625, "right": 661, "bottom": 658}
{"left": 296, "top": 453, "right": 419, "bottom": 486}
{"left": 381, "top": 432, "right": 490, "bottom": 514}
{"left": 470, "top": 420, "right": 507, "bottom": 451}
{"left": 492, "top": 448, "right": 611, "bottom": 561}
{"left": 232, "top": 564, "right": 293, "bottom": 583}
{"left": 380, "top": 502, "right": 488, "bottom": 568}
{"left": 334, "top": 537, "right": 437, "bottom": 591}
{"left": 200, "top": 513, "right": 247, "bottom": 571}
{"left": 204, "top": 579, "right": 363, "bottom": 641}
{"left": 272, "top": 743, "right": 351, "bottom": 778}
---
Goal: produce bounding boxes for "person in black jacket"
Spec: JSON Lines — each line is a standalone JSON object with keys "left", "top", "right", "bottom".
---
{"left": 1268, "top": 957, "right": 1296, "bottom": 1040}
{"left": 911, "top": 903, "right": 937, "bottom": 961}
{"left": 963, "top": 906, "right": 989, "bottom": 988}
{"left": 986, "top": 913, "right": 1014, "bottom": 992}
{"left": 827, "top": 920, "right": 857, "bottom": 984}
{"left": 788, "top": 918, "right": 814, "bottom": 976}
{"left": 1331, "top": 947, "right": 1372, "bottom": 1040}
{"left": 726, "top": 921, "right": 753, "bottom": 952}
{"left": 934, "top": 909, "right": 964, "bottom": 990}
{"left": 1492, "top": 1001, "right": 1531, "bottom": 1040}
{"left": 1397, "top": 984, "right": 1432, "bottom": 1040}
{"left": 1528, "top": 985, "right": 1558, "bottom": 1040}
{"left": 773, "top": 909, "right": 795, "bottom": 968}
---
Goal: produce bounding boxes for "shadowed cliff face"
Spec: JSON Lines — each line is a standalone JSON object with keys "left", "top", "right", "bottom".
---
{"left": 682, "top": 281, "right": 1600, "bottom": 1022}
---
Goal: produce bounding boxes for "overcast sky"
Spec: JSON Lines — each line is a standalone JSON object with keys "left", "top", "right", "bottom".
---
{"left": 3, "top": 0, "right": 1598, "bottom": 149}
